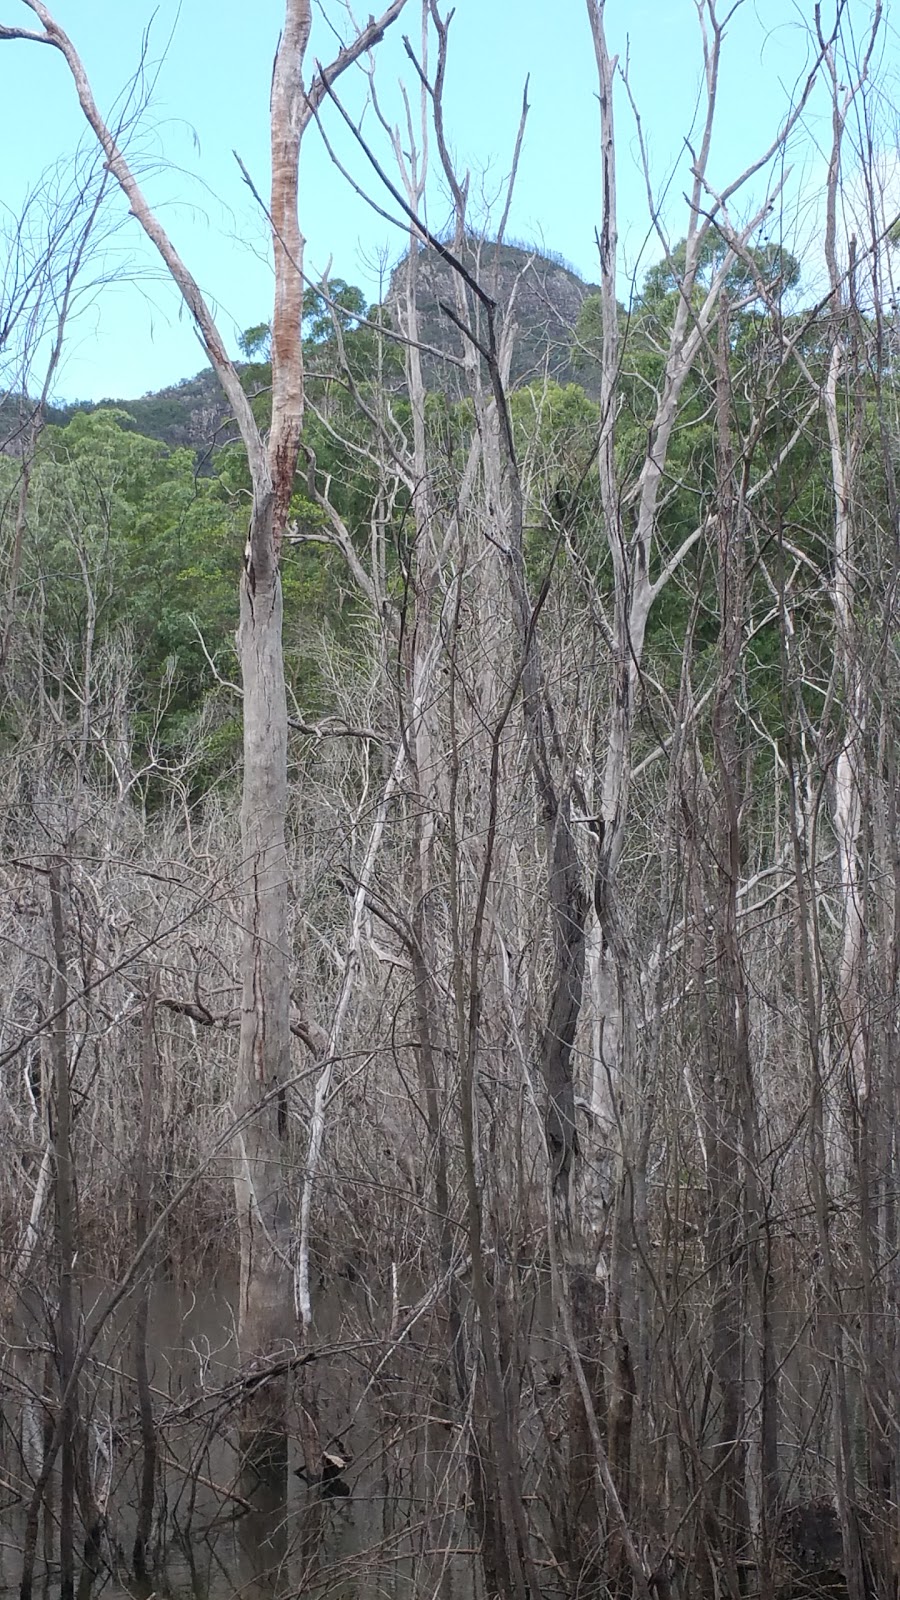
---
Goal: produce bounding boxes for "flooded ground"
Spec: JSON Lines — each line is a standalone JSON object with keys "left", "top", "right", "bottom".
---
{"left": 0, "top": 1274, "right": 517, "bottom": 1599}
{"left": 0, "top": 1269, "right": 868, "bottom": 1600}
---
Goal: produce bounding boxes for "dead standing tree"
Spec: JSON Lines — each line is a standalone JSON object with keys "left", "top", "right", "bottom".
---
{"left": 0, "top": 0, "right": 409, "bottom": 1492}
{"left": 315, "top": 7, "right": 823, "bottom": 1587}
{"left": 797, "top": 13, "right": 882, "bottom": 1598}
{"left": 577, "top": 5, "right": 841, "bottom": 1566}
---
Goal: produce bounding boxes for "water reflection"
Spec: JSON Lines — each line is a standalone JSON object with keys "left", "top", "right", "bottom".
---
{"left": 236, "top": 1472, "right": 289, "bottom": 1599}
{"left": 0, "top": 1278, "right": 484, "bottom": 1600}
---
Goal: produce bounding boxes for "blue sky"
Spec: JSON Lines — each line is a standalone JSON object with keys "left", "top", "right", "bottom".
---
{"left": 0, "top": 0, "right": 879, "bottom": 402}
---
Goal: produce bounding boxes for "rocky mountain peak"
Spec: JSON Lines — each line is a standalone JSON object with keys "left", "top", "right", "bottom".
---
{"left": 385, "top": 237, "right": 596, "bottom": 391}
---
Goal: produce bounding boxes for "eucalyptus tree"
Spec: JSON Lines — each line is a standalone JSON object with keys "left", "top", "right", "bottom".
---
{"left": 0, "top": 0, "right": 409, "bottom": 1511}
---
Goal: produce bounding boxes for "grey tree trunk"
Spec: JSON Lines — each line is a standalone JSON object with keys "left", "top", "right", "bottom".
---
{"left": 233, "top": 515, "right": 293, "bottom": 1494}
{"left": 49, "top": 862, "right": 76, "bottom": 1600}
{"left": 5, "top": 8, "right": 410, "bottom": 1545}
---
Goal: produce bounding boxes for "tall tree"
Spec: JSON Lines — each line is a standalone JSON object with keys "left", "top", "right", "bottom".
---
{"left": 0, "top": 0, "right": 409, "bottom": 1500}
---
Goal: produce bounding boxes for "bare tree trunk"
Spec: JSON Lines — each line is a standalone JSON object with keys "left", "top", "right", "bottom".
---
{"left": 782, "top": 679, "right": 867, "bottom": 1600}
{"left": 812, "top": 22, "right": 881, "bottom": 1598}
{"left": 703, "top": 313, "right": 756, "bottom": 1586}
{"left": 233, "top": 514, "right": 293, "bottom": 1488}
{"left": 233, "top": 7, "right": 306, "bottom": 1499}
{"left": 132, "top": 984, "right": 158, "bottom": 1578}
{"left": 2, "top": 3, "right": 410, "bottom": 1535}
{"left": 49, "top": 860, "right": 76, "bottom": 1600}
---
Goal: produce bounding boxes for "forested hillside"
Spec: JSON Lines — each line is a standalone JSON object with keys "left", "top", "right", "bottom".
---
{"left": 0, "top": 241, "right": 595, "bottom": 458}
{"left": 1, "top": 4, "right": 898, "bottom": 1600}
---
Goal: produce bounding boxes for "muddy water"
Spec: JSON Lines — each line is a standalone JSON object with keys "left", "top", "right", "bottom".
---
{"left": 1, "top": 1273, "right": 846, "bottom": 1599}
{"left": 0, "top": 1277, "right": 492, "bottom": 1599}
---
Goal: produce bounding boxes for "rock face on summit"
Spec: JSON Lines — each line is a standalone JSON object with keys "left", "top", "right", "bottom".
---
{"left": 385, "top": 239, "right": 596, "bottom": 393}
{"left": 1, "top": 240, "right": 598, "bottom": 461}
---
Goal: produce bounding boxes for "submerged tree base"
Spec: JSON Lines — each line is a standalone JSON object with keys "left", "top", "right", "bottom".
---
{"left": 238, "top": 1425, "right": 289, "bottom": 1599}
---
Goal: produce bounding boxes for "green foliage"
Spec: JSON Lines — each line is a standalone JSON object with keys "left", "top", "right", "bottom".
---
{"left": 637, "top": 234, "right": 799, "bottom": 309}
{"left": 509, "top": 380, "right": 601, "bottom": 574}
{"left": 239, "top": 323, "right": 272, "bottom": 361}
{"left": 569, "top": 237, "right": 861, "bottom": 754}
{"left": 13, "top": 246, "right": 888, "bottom": 800}
{"left": 13, "top": 330, "right": 392, "bottom": 778}
{"left": 23, "top": 408, "right": 242, "bottom": 758}
{"left": 302, "top": 279, "right": 366, "bottom": 343}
